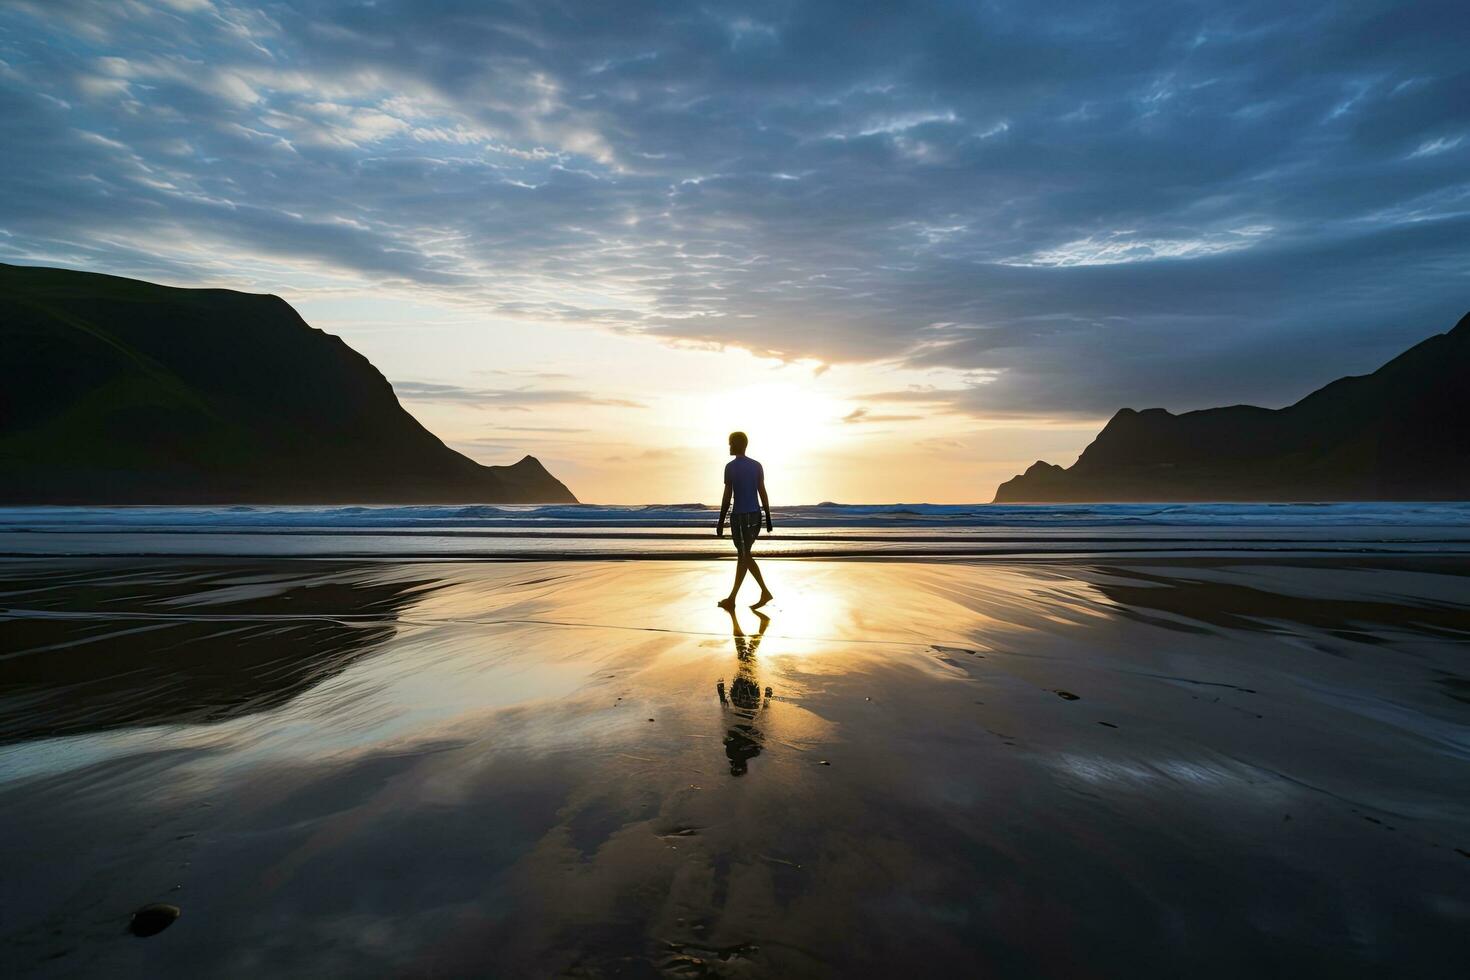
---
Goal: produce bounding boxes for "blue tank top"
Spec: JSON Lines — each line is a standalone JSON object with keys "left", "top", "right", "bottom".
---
{"left": 725, "top": 456, "right": 763, "bottom": 514}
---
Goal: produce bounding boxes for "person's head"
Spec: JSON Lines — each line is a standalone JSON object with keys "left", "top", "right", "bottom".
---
{"left": 728, "top": 431, "right": 748, "bottom": 456}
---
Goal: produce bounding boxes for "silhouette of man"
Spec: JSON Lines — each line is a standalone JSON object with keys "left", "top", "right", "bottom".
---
{"left": 715, "top": 430, "right": 773, "bottom": 609}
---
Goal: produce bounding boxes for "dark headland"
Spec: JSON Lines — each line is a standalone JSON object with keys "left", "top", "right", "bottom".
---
{"left": 0, "top": 263, "right": 576, "bottom": 504}
{"left": 995, "top": 312, "right": 1470, "bottom": 503}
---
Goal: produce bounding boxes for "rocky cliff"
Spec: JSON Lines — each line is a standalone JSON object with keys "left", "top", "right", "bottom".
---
{"left": 994, "top": 313, "right": 1470, "bottom": 502}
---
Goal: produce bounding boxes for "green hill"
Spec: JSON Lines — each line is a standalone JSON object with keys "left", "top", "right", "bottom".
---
{"left": 0, "top": 263, "right": 576, "bottom": 504}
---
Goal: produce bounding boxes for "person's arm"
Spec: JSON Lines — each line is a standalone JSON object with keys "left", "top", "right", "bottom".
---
{"left": 717, "top": 481, "right": 731, "bottom": 536}
{"left": 758, "top": 475, "right": 772, "bottom": 532}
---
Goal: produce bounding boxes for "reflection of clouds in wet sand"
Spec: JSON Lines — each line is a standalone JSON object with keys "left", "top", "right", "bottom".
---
{"left": 2, "top": 558, "right": 1469, "bottom": 976}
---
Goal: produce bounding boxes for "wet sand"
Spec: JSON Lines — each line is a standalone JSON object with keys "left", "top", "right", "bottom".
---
{"left": 2, "top": 556, "right": 1468, "bottom": 976}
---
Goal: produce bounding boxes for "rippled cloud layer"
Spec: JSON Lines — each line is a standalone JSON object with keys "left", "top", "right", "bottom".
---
{"left": 2, "top": 0, "right": 1467, "bottom": 415}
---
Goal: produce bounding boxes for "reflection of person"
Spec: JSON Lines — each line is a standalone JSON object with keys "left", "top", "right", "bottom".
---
{"left": 716, "top": 607, "right": 773, "bottom": 777}
{"left": 715, "top": 430, "right": 774, "bottom": 610}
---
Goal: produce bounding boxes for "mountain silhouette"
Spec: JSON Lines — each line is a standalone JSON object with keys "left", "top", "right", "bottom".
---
{"left": 0, "top": 264, "right": 576, "bottom": 504}
{"left": 994, "top": 312, "right": 1470, "bottom": 502}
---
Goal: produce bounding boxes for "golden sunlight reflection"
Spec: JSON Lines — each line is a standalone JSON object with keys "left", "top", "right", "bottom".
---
{"left": 380, "top": 558, "right": 1046, "bottom": 667}
{"left": 681, "top": 380, "right": 854, "bottom": 502}
{"left": 749, "top": 580, "right": 850, "bottom": 648}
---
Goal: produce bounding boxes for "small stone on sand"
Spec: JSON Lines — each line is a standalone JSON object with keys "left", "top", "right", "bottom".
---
{"left": 129, "top": 904, "right": 180, "bottom": 938}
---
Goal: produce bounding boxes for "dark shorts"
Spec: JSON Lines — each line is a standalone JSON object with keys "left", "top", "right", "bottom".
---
{"left": 730, "top": 511, "right": 762, "bottom": 552}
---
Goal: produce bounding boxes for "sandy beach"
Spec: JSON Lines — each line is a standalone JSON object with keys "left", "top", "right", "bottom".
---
{"left": 2, "top": 554, "right": 1468, "bottom": 977}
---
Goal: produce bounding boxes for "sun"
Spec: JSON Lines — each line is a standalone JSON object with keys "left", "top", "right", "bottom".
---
{"left": 683, "top": 381, "right": 850, "bottom": 501}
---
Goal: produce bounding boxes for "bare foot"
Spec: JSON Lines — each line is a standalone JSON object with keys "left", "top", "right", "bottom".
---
{"left": 716, "top": 597, "right": 736, "bottom": 610}
{"left": 751, "top": 591, "right": 774, "bottom": 609}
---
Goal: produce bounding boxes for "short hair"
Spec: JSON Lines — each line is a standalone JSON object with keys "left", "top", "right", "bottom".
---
{"left": 728, "top": 431, "right": 749, "bottom": 452}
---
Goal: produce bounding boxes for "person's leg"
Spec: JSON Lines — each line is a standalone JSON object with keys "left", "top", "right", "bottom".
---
{"left": 720, "top": 524, "right": 750, "bottom": 608}
{"left": 743, "top": 521, "right": 772, "bottom": 606}
{"left": 746, "top": 556, "right": 772, "bottom": 607}
{"left": 722, "top": 551, "right": 749, "bottom": 607}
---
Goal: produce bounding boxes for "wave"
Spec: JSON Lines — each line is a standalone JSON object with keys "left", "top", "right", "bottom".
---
{"left": 2, "top": 501, "right": 1469, "bottom": 532}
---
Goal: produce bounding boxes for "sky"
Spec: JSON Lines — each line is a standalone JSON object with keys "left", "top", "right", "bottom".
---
{"left": 1, "top": 0, "right": 1467, "bottom": 503}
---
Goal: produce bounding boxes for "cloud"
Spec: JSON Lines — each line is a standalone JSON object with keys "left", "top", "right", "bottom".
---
{"left": 2, "top": 0, "right": 1467, "bottom": 416}
{"left": 842, "top": 407, "right": 922, "bottom": 424}
{"left": 601, "top": 447, "right": 690, "bottom": 463}
{"left": 392, "top": 381, "right": 644, "bottom": 409}
{"left": 1004, "top": 226, "right": 1275, "bottom": 268}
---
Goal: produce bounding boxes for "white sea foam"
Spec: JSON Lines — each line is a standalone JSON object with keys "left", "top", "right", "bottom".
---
{"left": 2, "top": 501, "right": 1469, "bottom": 532}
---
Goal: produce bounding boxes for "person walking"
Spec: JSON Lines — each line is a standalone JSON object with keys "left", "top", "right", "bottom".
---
{"left": 715, "top": 430, "right": 774, "bottom": 609}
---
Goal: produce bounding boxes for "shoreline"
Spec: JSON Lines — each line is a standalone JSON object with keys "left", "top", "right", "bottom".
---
{"left": 6, "top": 546, "right": 1470, "bottom": 560}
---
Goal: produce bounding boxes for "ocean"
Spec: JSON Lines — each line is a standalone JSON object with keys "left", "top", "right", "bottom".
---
{"left": 3, "top": 501, "right": 1470, "bottom": 558}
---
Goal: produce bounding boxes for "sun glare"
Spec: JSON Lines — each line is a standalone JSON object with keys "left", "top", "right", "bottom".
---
{"left": 683, "top": 381, "right": 849, "bottom": 501}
